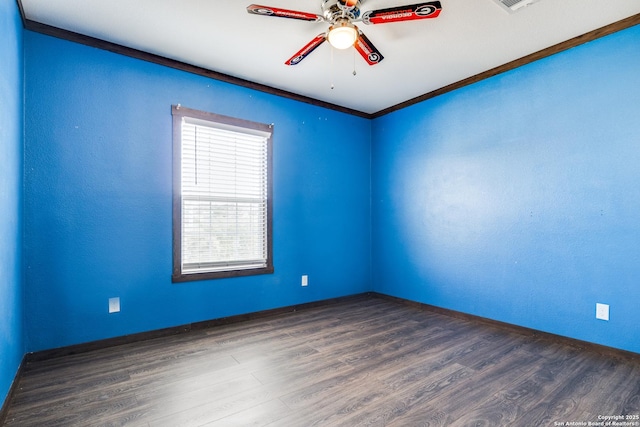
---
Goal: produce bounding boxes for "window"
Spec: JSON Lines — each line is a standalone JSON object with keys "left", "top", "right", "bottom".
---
{"left": 172, "top": 105, "right": 273, "bottom": 282}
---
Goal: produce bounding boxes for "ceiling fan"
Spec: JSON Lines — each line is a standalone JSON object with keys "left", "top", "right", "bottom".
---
{"left": 247, "top": 0, "right": 442, "bottom": 66}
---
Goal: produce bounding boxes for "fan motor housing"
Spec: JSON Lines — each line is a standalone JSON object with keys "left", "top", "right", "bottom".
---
{"left": 322, "top": 0, "right": 361, "bottom": 22}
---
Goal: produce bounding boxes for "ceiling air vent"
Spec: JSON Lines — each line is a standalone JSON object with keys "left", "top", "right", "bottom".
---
{"left": 492, "top": 0, "right": 540, "bottom": 13}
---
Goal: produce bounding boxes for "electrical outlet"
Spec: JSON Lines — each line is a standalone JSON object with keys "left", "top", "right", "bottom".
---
{"left": 595, "top": 303, "right": 609, "bottom": 321}
{"left": 301, "top": 275, "right": 308, "bottom": 287}
{"left": 109, "top": 297, "right": 120, "bottom": 313}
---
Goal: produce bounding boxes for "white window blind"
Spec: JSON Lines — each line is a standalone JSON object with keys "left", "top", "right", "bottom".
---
{"left": 180, "top": 117, "right": 269, "bottom": 274}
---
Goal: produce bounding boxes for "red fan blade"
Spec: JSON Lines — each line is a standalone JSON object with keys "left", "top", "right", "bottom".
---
{"left": 354, "top": 29, "right": 384, "bottom": 65}
{"left": 247, "top": 4, "right": 323, "bottom": 22}
{"left": 285, "top": 34, "right": 327, "bottom": 65}
{"left": 361, "top": 1, "right": 441, "bottom": 25}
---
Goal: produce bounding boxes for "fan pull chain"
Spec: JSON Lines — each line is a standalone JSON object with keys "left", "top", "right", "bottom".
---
{"left": 353, "top": 47, "right": 357, "bottom": 76}
{"left": 330, "top": 46, "right": 335, "bottom": 90}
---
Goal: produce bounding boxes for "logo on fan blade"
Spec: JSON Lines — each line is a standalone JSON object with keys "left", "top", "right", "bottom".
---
{"left": 356, "top": 38, "right": 381, "bottom": 64}
{"left": 415, "top": 5, "right": 437, "bottom": 16}
{"left": 252, "top": 7, "right": 274, "bottom": 15}
{"left": 278, "top": 11, "right": 315, "bottom": 19}
{"left": 379, "top": 11, "right": 412, "bottom": 21}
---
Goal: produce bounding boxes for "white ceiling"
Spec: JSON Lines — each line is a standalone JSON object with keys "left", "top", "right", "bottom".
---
{"left": 21, "top": 0, "right": 640, "bottom": 115}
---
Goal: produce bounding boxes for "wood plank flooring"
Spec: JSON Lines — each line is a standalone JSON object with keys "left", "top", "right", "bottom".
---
{"left": 4, "top": 295, "right": 640, "bottom": 426}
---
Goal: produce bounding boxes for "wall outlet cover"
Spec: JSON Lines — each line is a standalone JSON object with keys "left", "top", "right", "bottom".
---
{"left": 109, "top": 297, "right": 120, "bottom": 313}
{"left": 595, "top": 303, "right": 609, "bottom": 321}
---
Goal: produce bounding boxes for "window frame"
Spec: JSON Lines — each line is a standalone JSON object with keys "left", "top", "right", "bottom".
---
{"left": 171, "top": 105, "right": 274, "bottom": 282}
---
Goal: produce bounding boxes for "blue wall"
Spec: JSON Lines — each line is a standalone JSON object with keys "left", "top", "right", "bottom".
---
{"left": 0, "top": 0, "right": 24, "bottom": 409}
{"left": 372, "top": 25, "right": 640, "bottom": 353}
{"left": 23, "top": 31, "right": 371, "bottom": 352}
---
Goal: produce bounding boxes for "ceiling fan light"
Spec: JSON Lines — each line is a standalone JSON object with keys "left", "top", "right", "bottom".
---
{"left": 328, "top": 22, "right": 357, "bottom": 49}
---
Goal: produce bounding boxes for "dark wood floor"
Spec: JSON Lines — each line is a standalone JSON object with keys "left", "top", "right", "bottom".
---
{"left": 4, "top": 295, "right": 640, "bottom": 426}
